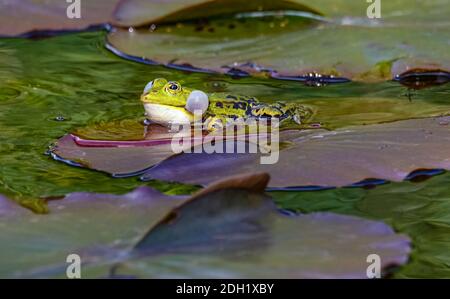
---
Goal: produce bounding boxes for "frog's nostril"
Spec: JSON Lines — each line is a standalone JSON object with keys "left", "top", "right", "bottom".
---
{"left": 186, "top": 90, "right": 209, "bottom": 115}
{"left": 143, "top": 81, "right": 153, "bottom": 94}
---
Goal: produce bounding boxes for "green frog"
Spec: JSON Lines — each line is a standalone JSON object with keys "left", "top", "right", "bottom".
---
{"left": 140, "top": 78, "right": 312, "bottom": 131}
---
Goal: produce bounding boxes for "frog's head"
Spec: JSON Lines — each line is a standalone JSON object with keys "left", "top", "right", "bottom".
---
{"left": 140, "top": 78, "right": 191, "bottom": 107}
{"left": 140, "top": 78, "right": 209, "bottom": 126}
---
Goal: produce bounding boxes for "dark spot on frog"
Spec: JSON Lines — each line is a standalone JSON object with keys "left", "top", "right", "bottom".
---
{"left": 215, "top": 102, "right": 223, "bottom": 108}
{"left": 233, "top": 102, "right": 247, "bottom": 110}
{"left": 228, "top": 24, "right": 236, "bottom": 30}
{"left": 226, "top": 95, "right": 238, "bottom": 100}
{"left": 245, "top": 105, "right": 253, "bottom": 116}
{"left": 208, "top": 27, "right": 215, "bottom": 33}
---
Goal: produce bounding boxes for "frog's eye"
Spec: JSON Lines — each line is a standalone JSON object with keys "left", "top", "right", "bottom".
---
{"left": 185, "top": 90, "right": 209, "bottom": 115}
{"left": 165, "top": 81, "right": 181, "bottom": 94}
{"left": 143, "top": 81, "right": 153, "bottom": 94}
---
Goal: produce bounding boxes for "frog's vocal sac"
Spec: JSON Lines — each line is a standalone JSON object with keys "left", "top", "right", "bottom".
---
{"left": 140, "top": 78, "right": 312, "bottom": 131}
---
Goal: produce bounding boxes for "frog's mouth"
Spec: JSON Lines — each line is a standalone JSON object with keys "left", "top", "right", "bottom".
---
{"left": 143, "top": 103, "right": 194, "bottom": 126}
{"left": 141, "top": 89, "right": 210, "bottom": 126}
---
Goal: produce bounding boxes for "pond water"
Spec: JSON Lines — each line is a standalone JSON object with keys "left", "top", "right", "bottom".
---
{"left": 0, "top": 30, "right": 449, "bottom": 277}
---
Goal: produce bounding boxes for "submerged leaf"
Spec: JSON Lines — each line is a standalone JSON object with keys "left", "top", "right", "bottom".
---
{"left": 0, "top": 173, "right": 410, "bottom": 278}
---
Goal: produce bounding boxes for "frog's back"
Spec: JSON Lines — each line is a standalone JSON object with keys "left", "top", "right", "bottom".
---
{"left": 207, "top": 93, "right": 258, "bottom": 119}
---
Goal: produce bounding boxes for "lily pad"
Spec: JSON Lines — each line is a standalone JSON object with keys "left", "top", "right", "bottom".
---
{"left": 272, "top": 170, "right": 450, "bottom": 278}
{"left": 107, "top": 20, "right": 450, "bottom": 82}
{"left": 114, "top": 0, "right": 450, "bottom": 26}
{"left": 0, "top": 173, "right": 410, "bottom": 278}
{"left": 113, "top": 0, "right": 322, "bottom": 27}
{"left": 303, "top": 0, "right": 450, "bottom": 25}
{"left": 108, "top": 0, "right": 450, "bottom": 81}
{"left": 51, "top": 122, "right": 258, "bottom": 176}
{"left": 141, "top": 116, "right": 450, "bottom": 188}
{"left": 0, "top": 0, "right": 119, "bottom": 37}
{"left": 52, "top": 116, "right": 450, "bottom": 188}
{"left": 50, "top": 134, "right": 176, "bottom": 176}
{"left": 0, "top": 186, "right": 183, "bottom": 277}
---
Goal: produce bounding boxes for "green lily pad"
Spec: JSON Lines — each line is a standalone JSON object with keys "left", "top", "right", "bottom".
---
{"left": 108, "top": 0, "right": 450, "bottom": 81}
{"left": 114, "top": 0, "right": 322, "bottom": 27}
{"left": 0, "top": 173, "right": 410, "bottom": 278}
{"left": 107, "top": 21, "right": 450, "bottom": 82}
{"left": 114, "top": 0, "right": 450, "bottom": 26}
{"left": 272, "top": 171, "right": 450, "bottom": 278}
{"left": 302, "top": 0, "right": 450, "bottom": 24}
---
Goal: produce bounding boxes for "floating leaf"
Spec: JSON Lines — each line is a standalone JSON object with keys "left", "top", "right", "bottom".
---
{"left": 51, "top": 122, "right": 255, "bottom": 176}
{"left": 114, "top": 0, "right": 322, "bottom": 27}
{"left": 108, "top": 0, "right": 450, "bottom": 81}
{"left": 301, "top": 0, "right": 450, "bottom": 25}
{"left": 107, "top": 21, "right": 450, "bottom": 82}
{"left": 125, "top": 206, "right": 410, "bottom": 278}
{"left": 272, "top": 170, "right": 450, "bottom": 278}
{"left": 113, "top": 0, "right": 450, "bottom": 26}
{"left": 0, "top": 186, "right": 184, "bottom": 277}
{"left": 50, "top": 134, "right": 177, "bottom": 176}
{"left": 142, "top": 116, "right": 450, "bottom": 188}
{"left": 52, "top": 116, "right": 450, "bottom": 188}
{"left": 0, "top": 173, "right": 410, "bottom": 278}
{"left": 0, "top": 0, "right": 119, "bottom": 37}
